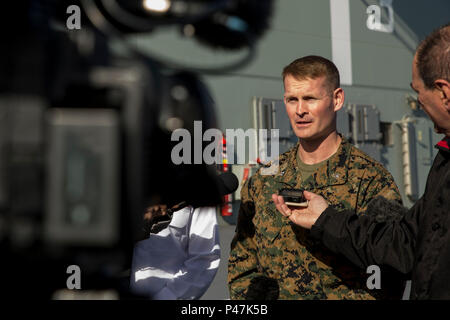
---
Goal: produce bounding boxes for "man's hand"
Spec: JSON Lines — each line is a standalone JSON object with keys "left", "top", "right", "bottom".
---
{"left": 272, "top": 191, "right": 329, "bottom": 229}
{"left": 143, "top": 204, "right": 169, "bottom": 223}
{"left": 143, "top": 204, "right": 170, "bottom": 235}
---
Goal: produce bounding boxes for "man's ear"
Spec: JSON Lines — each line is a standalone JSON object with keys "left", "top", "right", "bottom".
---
{"left": 434, "top": 79, "right": 450, "bottom": 111}
{"left": 333, "top": 88, "right": 345, "bottom": 112}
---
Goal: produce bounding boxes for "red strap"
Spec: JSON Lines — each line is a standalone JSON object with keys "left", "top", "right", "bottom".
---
{"left": 242, "top": 167, "right": 250, "bottom": 182}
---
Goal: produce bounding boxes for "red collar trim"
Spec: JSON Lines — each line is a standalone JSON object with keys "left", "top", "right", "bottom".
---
{"left": 436, "top": 137, "right": 450, "bottom": 152}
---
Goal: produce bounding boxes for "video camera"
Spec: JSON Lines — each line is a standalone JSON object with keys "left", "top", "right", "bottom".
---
{"left": 0, "top": 0, "right": 272, "bottom": 298}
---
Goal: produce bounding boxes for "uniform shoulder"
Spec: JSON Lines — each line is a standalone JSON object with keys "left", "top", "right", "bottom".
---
{"left": 348, "top": 144, "right": 392, "bottom": 177}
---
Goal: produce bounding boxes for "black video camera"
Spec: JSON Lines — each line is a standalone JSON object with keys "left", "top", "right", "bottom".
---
{"left": 0, "top": 0, "right": 273, "bottom": 299}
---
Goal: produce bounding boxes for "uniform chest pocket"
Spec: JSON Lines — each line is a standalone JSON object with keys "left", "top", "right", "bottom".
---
{"left": 253, "top": 204, "right": 283, "bottom": 244}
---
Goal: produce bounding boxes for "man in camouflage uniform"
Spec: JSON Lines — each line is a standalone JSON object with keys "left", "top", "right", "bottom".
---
{"left": 227, "top": 55, "right": 405, "bottom": 299}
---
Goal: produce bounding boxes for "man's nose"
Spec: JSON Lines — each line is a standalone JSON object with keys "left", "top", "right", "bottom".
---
{"left": 296, "top": 101, "right": 308, "bottom": 116}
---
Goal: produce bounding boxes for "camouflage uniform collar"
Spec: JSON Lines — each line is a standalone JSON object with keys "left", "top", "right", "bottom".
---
{"left": 324, "top": 136, "right": 351, "bottom": 186}
{"left": 278, "top": 135, "right": 350, "bottom": 189}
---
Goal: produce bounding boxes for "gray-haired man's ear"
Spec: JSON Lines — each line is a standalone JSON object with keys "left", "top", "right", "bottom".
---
{"left": 434, "top": 79, "right": 450, "bottom": 111}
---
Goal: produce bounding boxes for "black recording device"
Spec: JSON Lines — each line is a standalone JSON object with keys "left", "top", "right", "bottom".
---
{"left": 279, "top": 188, "right": 308, "bottom": 207}
{"left": 0, "top": 0, "right": 273, "bottom": 299}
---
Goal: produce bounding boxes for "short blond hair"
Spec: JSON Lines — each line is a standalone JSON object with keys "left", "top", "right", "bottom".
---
{"left": 282, "top": 55, "right": 340, "bottom": 91}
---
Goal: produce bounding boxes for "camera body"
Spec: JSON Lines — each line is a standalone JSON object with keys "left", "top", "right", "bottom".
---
{"left": 0, "top": 11, "right": 219, "bottom": 299}
{"left": 0, "top": 0, "right": 273, "bottom": 298}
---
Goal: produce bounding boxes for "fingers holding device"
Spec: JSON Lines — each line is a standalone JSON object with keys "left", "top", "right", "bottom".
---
{"left": 272, "top": 190, "right": 329, "bottom": 229}
{"left": 278, "top": 188, "right": 308, "bottom": 207}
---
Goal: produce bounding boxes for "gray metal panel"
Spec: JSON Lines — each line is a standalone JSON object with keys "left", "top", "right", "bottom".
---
{"left": 357, "top": 143, "right": 382, "bottom": 163}
{"left": 0, "top": 95, "right": 45, "bottom": 212}
{"left": 363, "top": 105, "right": 381, "bottom": 141}
{"left": 271, "top": 100, "right": 291, "bottom": 139}
{"left": 45, "top": 108, "right": 120, "bottom": 246}
{"left": 348, "top": 104, "right": 382, "bottom": 142}
{"left": 337, "top": 106, "right": 352, "bottom": 139}
{"left": 271, "top": 99, "right": 298, "bottom": 154}
{"left": 346, "top": 104, "right": 383, "bottom": 161}
{"left": 349, "top": 104, "right": 366, "bottom": 142}
{"left": 253, "top": 97, "right": 298, "bottom": 155}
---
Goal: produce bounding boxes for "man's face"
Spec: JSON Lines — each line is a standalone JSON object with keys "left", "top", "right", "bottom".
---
{"left": 411, "top": 56, "right": 450, "bottom": 136}
{"left": 283, "top": 75, "right": 344, "bottom": 141}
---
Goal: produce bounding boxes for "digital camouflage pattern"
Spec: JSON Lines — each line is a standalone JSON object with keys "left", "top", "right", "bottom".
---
{"left": 228, "top": 137, "right": 404, "bottom": 300}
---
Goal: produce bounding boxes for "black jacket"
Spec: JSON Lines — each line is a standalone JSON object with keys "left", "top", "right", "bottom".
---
{"left": 311, "top": 137, "right": 450, "bottom": 300}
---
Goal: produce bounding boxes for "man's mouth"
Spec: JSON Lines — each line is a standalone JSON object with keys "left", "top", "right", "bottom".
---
{"left": 295, "top": 120, "right": 313, "bottom": 125}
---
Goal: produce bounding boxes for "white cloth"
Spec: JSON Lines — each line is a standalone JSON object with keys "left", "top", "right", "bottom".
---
{"left": 130, "top": 206, "right": 221, "bottom": 300}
